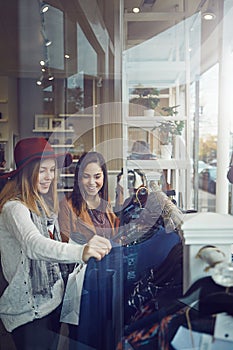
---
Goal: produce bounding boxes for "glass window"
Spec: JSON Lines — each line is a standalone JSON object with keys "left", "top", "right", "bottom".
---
{"left": 77, "top": 24, "right": 97, "bottom": 76}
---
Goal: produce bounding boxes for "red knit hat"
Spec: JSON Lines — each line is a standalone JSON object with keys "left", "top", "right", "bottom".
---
{"left": 0, "top": 137, "right": 72, "bottom": 179}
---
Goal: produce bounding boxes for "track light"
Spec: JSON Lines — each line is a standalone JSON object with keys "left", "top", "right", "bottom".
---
{"left": 97, "top": 77, "right": 103, "bottom": 88}
{"left": 132, "top": 7, "right": 140, "bottom": 13}
{"left": 202, "top": 11, "right": 216, "bottom": 20}
{"left": 40, "top": 2, "right": 49, "bottom": 13}
{"left": 41, "top": 29, "right": 52, "bottom": 47}
{"left": 36, "top": 76, "right": 43, "bottom": 86}
{"left": 45, "top": 38, "right": 52, "bottom": 47}
{"left": 48, "top": 74, "right": 54, "bottom": 81}
{"left": 202, "top": 0, "right": 216, "bottom": 20}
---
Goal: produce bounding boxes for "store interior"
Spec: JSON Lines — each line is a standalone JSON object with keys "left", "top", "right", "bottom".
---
{"left": 0, "top": 0, "right": 232, "bottom": 214}
{"left": 1, "top": 0, "right": 233, "bottom": 348}
{"left": 0, "top": 0, "right": 232, "bottom": 241}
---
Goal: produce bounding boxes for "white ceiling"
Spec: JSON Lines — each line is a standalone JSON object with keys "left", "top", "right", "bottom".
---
{"left": 0, "top": 0, "right": 221, "bottom": 83}
{"left": 124, "top": 0, "right": 207, "bottom": 46}
{"left": 123, "top": 0, "right": 222, "bottom": 88}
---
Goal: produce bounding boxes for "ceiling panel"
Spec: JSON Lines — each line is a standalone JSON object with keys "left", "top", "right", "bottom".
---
{"left": 0, "top": 0, "right": 221, "bottom": 80}
{"left": 124, "top": 0, "right": 208, "bottom": 47}
{"left": 123, "top": 0, "right": 223, "bottom": 88}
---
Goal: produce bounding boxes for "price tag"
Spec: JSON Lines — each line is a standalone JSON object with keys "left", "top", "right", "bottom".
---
{"left": 199, "top": 333, "right": 212, "bottom": 350}
{"left": 214, "top": 313, "right": 233, "bottom": 342}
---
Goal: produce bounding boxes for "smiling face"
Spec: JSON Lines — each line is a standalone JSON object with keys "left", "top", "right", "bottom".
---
{"left": 37, "top": 158, "right": 56, "bottom": 194}
{"left": 81, "top": 162, "right": 104, "bottom": 199}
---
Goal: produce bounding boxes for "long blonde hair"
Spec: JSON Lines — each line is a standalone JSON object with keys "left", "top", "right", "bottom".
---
{"left": 0, "top": 159, "right": 59, "bottom": 216}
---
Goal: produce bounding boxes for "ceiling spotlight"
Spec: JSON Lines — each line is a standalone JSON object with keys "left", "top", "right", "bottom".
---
{"left": 97, "top": 77, "right": 103, "bottom": 88}
{"left": 40, "top": 2, "right": 49, "bottom": 13}
{"left": 36, "top": 76, "right": 43, "bottom": 86}
{"left": 202, "top": 11, "right": 216, "bottom": 20}
{"left": 202, "top": 0, "right": 216, "bottom": 20}
{"left": 40, "top": 60, "right": 46, "bottom": 66}
{"left": 48, "top": 74, "right": 54, "bottom": 81}
{"left": 41, "top": 29, "right": 52, "bottom": 46}
{"left": 45, "top": 38, "right": 52, "bottom": 47}
{"left": 65, "top": 54, "right": 70, "bottom": 59}
{"left": 132, "top": 7, "right": 140, "bottom": 13}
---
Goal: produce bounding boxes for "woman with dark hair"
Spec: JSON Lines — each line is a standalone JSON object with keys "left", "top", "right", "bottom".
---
{"left": 59, "top": 151, "right": 119, "bottom": 243}
{"left": 72, "top": 151, "right": 109, "bottom": 209}
{"left": 58, "top": 151, "right": 184, "bottom": 350}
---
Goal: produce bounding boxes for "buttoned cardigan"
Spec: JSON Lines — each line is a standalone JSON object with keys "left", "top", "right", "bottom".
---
{"left": 0, "top": 200, "right": 85, "bottom": 332}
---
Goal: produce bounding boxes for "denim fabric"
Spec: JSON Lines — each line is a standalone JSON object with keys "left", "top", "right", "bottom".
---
{"left": 123, "top": 226, "right": 180, "bottom": 285}
{"left": 69, "top": 226, "right": 181, "bottom": 350}
{"left": 69, "top": 247, "right": 124, "bottom": 350}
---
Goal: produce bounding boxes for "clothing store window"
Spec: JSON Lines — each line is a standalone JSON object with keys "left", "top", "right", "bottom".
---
{"left": 77, "top": 24, "right": 97, "bottom": 76}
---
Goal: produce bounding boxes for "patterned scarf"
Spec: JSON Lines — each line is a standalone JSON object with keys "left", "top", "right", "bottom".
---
{"left": 29, "top": 203, "right": 68, "bottom": 298}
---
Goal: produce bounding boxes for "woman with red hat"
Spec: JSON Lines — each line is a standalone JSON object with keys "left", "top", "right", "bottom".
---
{"left": 0, "top": 137, "right": 111, "bottom": 350}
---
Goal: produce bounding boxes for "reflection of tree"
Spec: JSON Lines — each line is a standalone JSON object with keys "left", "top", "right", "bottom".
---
{"left": 67, "top": 87, "right": 84, "bottom": 114}
{"left": 199, "top": 135, "right": 217, "bottom": 163}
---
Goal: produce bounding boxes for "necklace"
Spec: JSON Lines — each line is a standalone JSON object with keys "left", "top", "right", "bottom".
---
{"left": 88, "top": 207, "right": 107, "bottom": 226}
{"left": 87, "top": 200, "right": 112, "bottom": 239}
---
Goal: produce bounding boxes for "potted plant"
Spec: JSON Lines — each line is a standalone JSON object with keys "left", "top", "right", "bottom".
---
{"left": 129, "top": 87, "right": 160, "bottom": 116}
{"left": 153, "top": 105, "right": 184, "bottom": 158}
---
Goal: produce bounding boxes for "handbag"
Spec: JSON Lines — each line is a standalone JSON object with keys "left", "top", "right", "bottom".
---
{"left": 227, "top": 166, "right": 233, "bottom": 184}
{"left": 60, "top": 263, "right": 87, "bottom": 325}
{"left": 227, "top": 153, "right": 233, "bottom": 184}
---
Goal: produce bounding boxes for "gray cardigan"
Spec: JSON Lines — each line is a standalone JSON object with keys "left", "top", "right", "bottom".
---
{"left": 0, "top": 200, "right": 85, "bottom": 332}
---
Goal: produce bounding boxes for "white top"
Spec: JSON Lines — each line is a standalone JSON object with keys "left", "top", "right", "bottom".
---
{"left": 0, "top": 200, "right": 85, "bottom": 332}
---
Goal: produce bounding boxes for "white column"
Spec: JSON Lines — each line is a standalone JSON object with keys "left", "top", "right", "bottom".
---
{"left": 216, "top": 5, "right": 233, "bottom": 213}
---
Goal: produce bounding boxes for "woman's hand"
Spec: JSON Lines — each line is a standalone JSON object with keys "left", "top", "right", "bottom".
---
{"left": 82, "top": 235, "right": 112, "bottom": 262}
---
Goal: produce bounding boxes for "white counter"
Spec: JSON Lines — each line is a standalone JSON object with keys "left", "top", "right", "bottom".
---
{"left": 182, "top": 212, "right": 233, "bottom": 292}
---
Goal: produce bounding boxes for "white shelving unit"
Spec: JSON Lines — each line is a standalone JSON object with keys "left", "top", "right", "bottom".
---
{"left": 122, "top": 113, "right": 191, "bottom": 209}
{"left": 122, "top": 80, "right": 191, "bottom": 209}
{"left": 122, "top": 18, "right": 193, "bottom": 209}
{"left": 0, "top": 76, "right": 18, "bottom": 169}
{"left": 0, "top": 118, "right": 8, "bottom": 143}
{"left": 0, "top": 92, "right": 9, "bottom": 144}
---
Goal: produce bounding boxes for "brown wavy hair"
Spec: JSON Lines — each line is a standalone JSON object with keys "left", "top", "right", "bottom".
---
{"left": 71, "top": 152, "right": 109, "bottom": 215}
{"left": 0, "top": 159, "right": 58, "bottom": 216}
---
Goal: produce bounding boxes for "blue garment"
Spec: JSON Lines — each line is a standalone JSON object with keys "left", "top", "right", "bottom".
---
{"left": 69, "top": 247, "right": 124, "bottom": 350}
{"left": 69, "top": 226, "right": 181, "bottom": 350}
{"left": 123, "top": 226, "right": 180, "bottom": 284}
